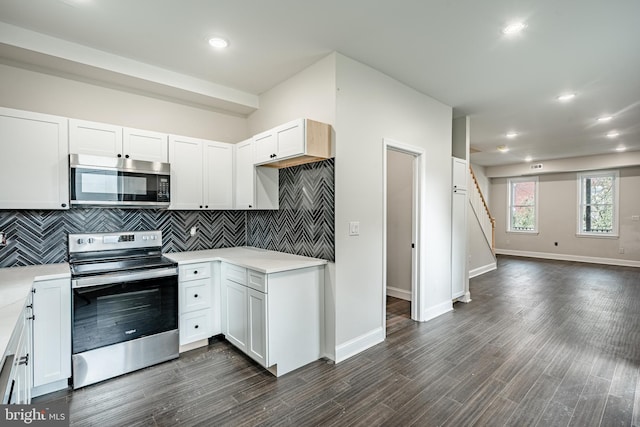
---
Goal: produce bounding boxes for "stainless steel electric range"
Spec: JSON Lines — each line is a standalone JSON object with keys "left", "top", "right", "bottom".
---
{"left": 68, "top": 230, "right": 178, "bottom": 389}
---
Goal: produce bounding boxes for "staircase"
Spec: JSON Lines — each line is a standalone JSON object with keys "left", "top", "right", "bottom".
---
{"left": 468, "top": 166, "right": 497, "bottom": 277}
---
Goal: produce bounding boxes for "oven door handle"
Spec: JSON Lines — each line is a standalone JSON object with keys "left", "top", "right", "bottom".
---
{"left": 72, "top": 267, "right": 178, "bottom": 288}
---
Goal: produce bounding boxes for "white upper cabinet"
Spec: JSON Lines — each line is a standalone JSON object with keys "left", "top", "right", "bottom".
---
{"left": 123, "top": 128, "right": 169, "bottom": 162}
{"left": 234, "top": 139, "right": 278, "bottom": 210}
{"left": 253, "top": 118, "right": 332, "bottom": 168}
{"left": 204, "top": 141, "right": 234, "bottom": 210}
{"left": 169, "top": 135, "right": 234, "bottom": 210}
{"left": 452, "top": 157, "right": 468, "bottom": 192}
{"left": 0, "top": 107, "right": 69, "bottom": 210}
{"left": 69, "top": 119, "right": 168, "bottom": 162}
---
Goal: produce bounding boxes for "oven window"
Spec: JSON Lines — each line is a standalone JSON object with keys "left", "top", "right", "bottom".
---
{"left": 72, "top": 275, "right": 178, "bottom": 354}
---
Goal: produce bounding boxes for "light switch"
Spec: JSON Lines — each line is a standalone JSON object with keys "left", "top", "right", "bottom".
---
{"left": 349, "top": 221, "right": 360, "bottom": 236}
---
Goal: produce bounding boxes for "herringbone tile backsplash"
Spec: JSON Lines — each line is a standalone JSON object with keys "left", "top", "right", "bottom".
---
{"left": 0, "top": 209, "right": 245, "bottom": 268}
{"left": 247, "top": 159, "right": 335, "bottom": 261}
{"left": 0, "top": 159, "right": 335, "bottom": 268}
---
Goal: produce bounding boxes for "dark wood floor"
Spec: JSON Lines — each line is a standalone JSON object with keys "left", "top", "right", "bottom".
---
{"left": 37, "top": 255, "right": 640, "bottom": 426}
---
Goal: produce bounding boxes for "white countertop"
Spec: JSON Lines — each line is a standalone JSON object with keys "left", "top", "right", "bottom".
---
{"left": 0, "top": 263, "right": 70, "bottom": 361}
{"left": 164, "top": 246, "right": 327, "bottom": 274}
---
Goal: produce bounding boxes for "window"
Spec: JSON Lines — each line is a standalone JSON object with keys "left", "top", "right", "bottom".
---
{"left": 577, "top": 170, "right": 619, "bottom": 236}
{"left": 507, "top": 177, "right": 538, "bottom": 233}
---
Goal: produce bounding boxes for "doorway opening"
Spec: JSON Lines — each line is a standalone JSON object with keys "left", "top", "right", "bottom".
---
{"left": 383, "top": 139, "right": 424, "bottom": 335}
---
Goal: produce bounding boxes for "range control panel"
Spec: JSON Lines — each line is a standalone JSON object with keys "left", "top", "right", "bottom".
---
{"left": 69, "top": 230, "right": 162, "bottom": 253}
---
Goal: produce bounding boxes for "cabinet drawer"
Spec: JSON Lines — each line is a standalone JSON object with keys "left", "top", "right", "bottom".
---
{"left": 179, "top": 262, "right": 211, "bottom": 281}
{"left": 180, "top": 279, "right": 211, "bottom": 312}
{"left": 180, "top": 309, "right": 212, "bottom": 345}
{"left": 247, "top": 270, "right": 267, "bottom": 293}
{"left": 224, "top": 263, "right": 246, "bottom": 285}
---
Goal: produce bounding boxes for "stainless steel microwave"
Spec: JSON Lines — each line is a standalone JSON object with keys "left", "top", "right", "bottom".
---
{"left": 69, "top": 154, "right": 170, "bottom": 208}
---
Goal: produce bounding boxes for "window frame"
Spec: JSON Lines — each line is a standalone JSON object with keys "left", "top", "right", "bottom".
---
{"left": 507, "top": 176, "right": 539, "bottom": 234}
{"left": 576, "top": 170, "right": 619, "bottom": 238}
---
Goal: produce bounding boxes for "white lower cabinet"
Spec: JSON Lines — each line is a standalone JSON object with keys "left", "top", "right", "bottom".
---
{"left": 178, "top": 262, "right": 220, "bottom": 349}
{"left": 247, "top": 288, "right": 268, "bottom": 367}
{"left": 221, "top": 262, "right": 323, "bottom": 376}
{"left": 32, "top": 278, "right": 71, "bottom": 397}
{"left": 3, "top": 297, "right": 33, "bottom": 404}
{"left": 224, "top": 279, "right": 248, "bottom": 351}
{"left": 2, "top": 277, "right": 70, "bottom": 403}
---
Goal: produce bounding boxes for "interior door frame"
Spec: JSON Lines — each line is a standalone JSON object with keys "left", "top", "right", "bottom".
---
{"left": 383, "top": 138, "right": 425, "bottom": 326}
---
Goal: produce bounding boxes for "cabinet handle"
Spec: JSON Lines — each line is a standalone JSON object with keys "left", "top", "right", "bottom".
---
{"left": 18, "top": 354, "right": 29, "bottom": 366}
{"left": 199, "top": 205, "right": 203, "bottom": 209}
{"left": 26, "top": 304, "right": 33, "bottom": 309}
{"left": 61, "top": 203, "right": 67, "bottom": 208}
{"left": 125, "top": 154, "right": 130, "bottom": 159}
{"left": 117, "top": 154, "right": 122, "bottom": 158}
{"left": 248, "top": 205, "right": 252, "bottom": 208}
{"left": 194, "top": 294, "right": 199, "bottom": 298}
{"left": 194, "top": 325, "right": 199, "bottom": 329}
{"left": 27, "top": 315, "right": 35, "bottom": 321}
{"left": 205, "top": 205, "right": 209, "bottom": 209}
{"left": 193, "top": 270, "right": 198, "bottom": 275}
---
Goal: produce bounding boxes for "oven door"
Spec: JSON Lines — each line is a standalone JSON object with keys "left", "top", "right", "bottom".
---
{"left": 72, "top": 270, "right": 178, "bottom": 354}
{"left": 70, "top": 167, "right": 170, "bottom": 208}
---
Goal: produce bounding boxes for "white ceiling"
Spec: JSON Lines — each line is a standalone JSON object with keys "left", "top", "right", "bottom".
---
{"left": 1, "top": 0, "right": 639, "bottom": 166}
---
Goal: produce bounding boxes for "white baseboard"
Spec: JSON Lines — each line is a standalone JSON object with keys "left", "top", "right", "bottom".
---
{"left": 420, "top": 300, "right": 453, "bottom": 322}
{"left": 455, "top": 291, "right": 472, "bottom": 303}
{"left": 32, "top": 379, "right": 69, "bottom": 398}
{"left": 495, "top": 249, "right": 640, "bottom": 268}
{"left": 335, "top": 326, "right": 385, "bottom": 363}
{"left": 469, "top": 262, "right": 497, "bottom": 278}
{"left": 387, "top": 286, "right": 411, "bottom": 301}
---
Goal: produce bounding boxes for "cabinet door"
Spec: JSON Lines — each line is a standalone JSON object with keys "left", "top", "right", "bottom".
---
{"left": 203, "top": 141, "right": 234, "bottom": 210}
{"left": 451, "top": 190, "right": 467, "bottom": 299}
{"left": 452, "top": 157, "right": 468, "bottom": 191}
{"left": 32, "top": 278, "right": 71, "bottom": 388}
{"left": 253, "top": 131, "right": 277, "bottom": 164}
{"left": 168, "top": 135, "right": 204, "bottom": 209}
{"left": 247, "top": 288, "right": 268, "bottom": 367}
{"left": 235, "top": 139, "right": 255, "bottom": 209}
{"left": 224, "top": 280, "right": 248, "bottom": 351}
{"left": 0, "top": 108, "right": 69, "bottom": 210}
{"left": 275, "top": 118, "right": 305, "bottom": 160}
{"left": 123, "top": 128, "right": 168, "bottom": 162}
{"left": 69, "top": 119, "right": 123, "bottom": 157}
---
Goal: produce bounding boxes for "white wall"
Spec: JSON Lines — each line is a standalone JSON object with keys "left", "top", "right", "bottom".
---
{"left": 491, "top": 166, "right": 640, "bottom": 266}
{"left": 386, "top": 150, "right": 413, "bottom": 299}
{"left": 247, "top": 54, "right": 337, "bottom": 134}
{"left": 334, "top": 54, "right": 453, "bottom": 360}
{"left": 0, "top": 63, "right": 248, "bottom": 142}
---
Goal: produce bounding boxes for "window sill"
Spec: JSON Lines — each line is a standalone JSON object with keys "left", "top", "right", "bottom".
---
{"left": 575, "top": 233, "right": 619, "bottom": 239}
{"left": 507, "top": 230, "right": 539, "bottom": 235}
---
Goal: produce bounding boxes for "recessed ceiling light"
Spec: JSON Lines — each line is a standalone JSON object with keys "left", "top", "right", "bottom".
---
{"left": 615, "top": 146, "right": 626, "bottom": 152}
{"left": 557, "top": 93, "right": 576, "bottom": 102}
{"left": 607, "top": 131, "right": 620, "bottom": 138}
{"left": 524, "top": 156, "right": 533, "bottom": 162}
{"left": 208, "top": 37, "right": 229, "bottom": 49}
{"left": 497, "top": 145, "right": 509, "bottom": 153}
{"left": 502, "top": 22, "right": 526, "bottom": 35}
{"left": 597, "top": 116, "right": 613, "bottom": 122}
{"left": 506, "top": 132, "right": 518, "bottom": 139}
